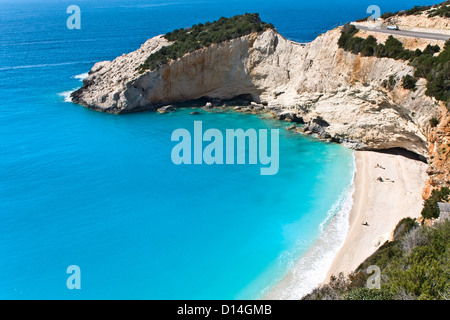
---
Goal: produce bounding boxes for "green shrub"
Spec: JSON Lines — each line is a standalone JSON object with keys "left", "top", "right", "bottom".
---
{"left": 428, "top": 1, "right": 450, "bottom": 17}
{"left": 424, "top": 41, "right": 450, "bottom": 102}
{"left": 393, "top": 217, "right": 419, "bottom": 241}
{"left": 385, "top": 222, "right": 450, "bottom": 299}
{"left": 430, "top": 117, "right": 439, "bottom": 127}
{"left": 404, "top": 5, "right": 432, "bottom": 16}
{"left": 341, "top": 22, "right": 358, "bottom": 35}
{"left": 337, "top": 23, "right": 358, "bottom": 49}
{"left": 361, "top": 35, "right": 377, "bottom": 56}
{"left": 361, "top": 45, "right": 374, "bottom": 57}
{"left": 381, "top": 12, "right": 395, "bottom": 19}
{"left": 402, "top": 74, "right": 418, "bottom": 90}
{"left": 423, "top": 44, "right": 441, "bottom": 55}
{"left": 421, "top": 187, "right": 450, "bottom": 219}
{"left": 379, "top": 2, "right": 449, "bottom": 20}
{"left": 345, "top": 288, "right": 394, "bottom": 300}
{"left": 357, "top": 239, "right": 402, "bottom": 272}
{"left": 338, "top": 28, "right": 379, "bottom": 57}
{"left": 382, "top": 75, "right": 397, "bottom": 90}
{"left": 355, "top": 17, "right": 369, "bottom": 22}
{"left": 410, "top": 53, "right": 437, "bottom": 78}
{"left": 384, "top": 36, "right": 404, "bottom": 58}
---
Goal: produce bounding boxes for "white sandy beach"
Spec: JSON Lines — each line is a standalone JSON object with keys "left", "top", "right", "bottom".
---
{"left": 264, "top": 150, "right": 428, "bottom": 300}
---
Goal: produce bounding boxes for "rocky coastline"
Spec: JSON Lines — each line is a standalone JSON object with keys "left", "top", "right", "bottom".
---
{"left": 70, "top": 12, "right": 450, "bottom": 299}
{"left": 72, "top": 25, "right": 447, "bottom": 161}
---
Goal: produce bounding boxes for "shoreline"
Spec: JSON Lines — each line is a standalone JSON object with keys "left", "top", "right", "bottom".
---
{"left": 325, "top": 150, "right": 427, "bottom": 279}
{"left": 264, "top": 150, "right": 428, "bottom": 300}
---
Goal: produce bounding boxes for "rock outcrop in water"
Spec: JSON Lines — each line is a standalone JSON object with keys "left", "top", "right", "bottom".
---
{"left": 72, "top": 27, "right": 443, "bottom": 159}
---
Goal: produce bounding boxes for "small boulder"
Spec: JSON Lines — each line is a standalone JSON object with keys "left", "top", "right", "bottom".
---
{"left": 286, "top": 125, "right": 296, "bottom": 131}
{"left": 157, "top": 105, "right": 175, "bottom": 114}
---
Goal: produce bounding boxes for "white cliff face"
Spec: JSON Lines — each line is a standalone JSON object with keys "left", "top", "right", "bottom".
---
{"left": 72, "top": 35, "right": 170, "bottom": 113}
{"left": 72, "top": 28, "right": 439, "bottom": 157}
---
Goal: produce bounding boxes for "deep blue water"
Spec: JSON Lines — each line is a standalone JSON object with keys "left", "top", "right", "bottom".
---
{"left": 0, "top": 0, "right": 438, "bottom": 299}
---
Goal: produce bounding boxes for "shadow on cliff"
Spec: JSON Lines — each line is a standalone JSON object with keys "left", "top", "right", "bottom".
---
{"left": 371, "top": 147, "right": 428, "bottom": 163}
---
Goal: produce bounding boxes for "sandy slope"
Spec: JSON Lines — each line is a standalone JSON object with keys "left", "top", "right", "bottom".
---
{"left": 265, "top": 150, "right": 428, "bottom": 299}
{"left": 324, "top": 151, "right": 428, "bottom": 279}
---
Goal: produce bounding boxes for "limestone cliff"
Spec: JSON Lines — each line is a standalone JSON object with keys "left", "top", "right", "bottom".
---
{"left": 424, "top": 104, "right": 450, "bottom": 194}
{"left": 72, "top": 27, "right": 441, "bottom": 160}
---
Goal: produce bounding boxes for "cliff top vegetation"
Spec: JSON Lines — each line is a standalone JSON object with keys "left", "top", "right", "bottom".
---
{"left": 355, "top": 1, "right": 450, "bottom": 21}
{"left": 338, "top": 23, "right": 450, "bottom": 108}
{"left": 138, "top": 13, "right": 274, "bottom": 72}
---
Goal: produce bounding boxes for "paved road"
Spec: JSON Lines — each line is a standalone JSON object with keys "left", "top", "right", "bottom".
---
{"left": 356, "top": 25, "right": 450, "bottom": 41}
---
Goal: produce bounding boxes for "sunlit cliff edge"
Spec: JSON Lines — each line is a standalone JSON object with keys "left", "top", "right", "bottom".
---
{"left": 71, "top": 17, "right": 449, "bottom": 190}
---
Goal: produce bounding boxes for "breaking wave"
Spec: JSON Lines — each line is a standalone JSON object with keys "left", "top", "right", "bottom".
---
{"left": 264, "top": 152, "right": 356, "bottom": 299}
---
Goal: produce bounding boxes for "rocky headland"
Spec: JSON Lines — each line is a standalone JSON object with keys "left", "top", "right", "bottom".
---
{"left": 71, "top": 20, "right": 447, "bottom": 165}
{"left": 71, "top": 9, "right": 450, "bottom": 299}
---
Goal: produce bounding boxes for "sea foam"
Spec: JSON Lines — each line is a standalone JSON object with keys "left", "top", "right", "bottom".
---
{"left": 58, "top": 73, "right": 87, "bottom": 102}
{"left": 264, "top": 152, "right": 356, "bottom": 300}
{"left": 58, "top": 89, "right": 77, "bottom": 103}
{"left": 73, "top": 73, "right": 89, "bottom": 81}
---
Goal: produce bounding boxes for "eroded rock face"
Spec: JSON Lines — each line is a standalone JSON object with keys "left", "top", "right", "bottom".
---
{"left": 72, "top": 28, "right": 440, "bottom": 158}
{"left": 71, "top": 35, "right": 171, "bottom": 113}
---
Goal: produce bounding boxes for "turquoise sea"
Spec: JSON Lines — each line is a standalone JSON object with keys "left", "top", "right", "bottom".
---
{"left": 0, "top": 0, "right": 438, "bottom": 299}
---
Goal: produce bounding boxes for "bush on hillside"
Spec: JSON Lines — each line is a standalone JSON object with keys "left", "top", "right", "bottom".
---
{"left": 402, "top": 74, "right": 418, "bottom": 90}
{"left": 338, "top": 26, "right": 450, "bottom": 104}
{"left": 428, "top": 1, "right": 450, "bottom": 17}
{"left": 302, "top": 220, "right": 450, "bottom": 300}
{"left": 430, "top": 117, "right": 439, "bottom": 127}
{"left": 421, "top": 187, "right": 450, "bottom": 219}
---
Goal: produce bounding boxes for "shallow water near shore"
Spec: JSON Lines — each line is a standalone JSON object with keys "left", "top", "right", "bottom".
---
{"left": 0, "top": 102, "right": 354, "bottom": 299}
{"left": 0, "top": 0, "right": 434, "bottom": 299}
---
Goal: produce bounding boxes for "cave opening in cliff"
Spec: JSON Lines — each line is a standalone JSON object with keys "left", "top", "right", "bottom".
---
{"left": 371, "top": 148, "right": 428, "bottom": 163}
